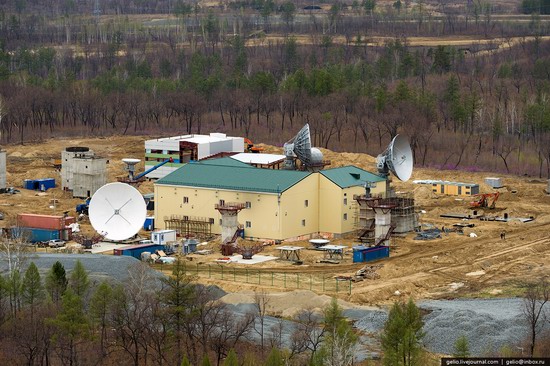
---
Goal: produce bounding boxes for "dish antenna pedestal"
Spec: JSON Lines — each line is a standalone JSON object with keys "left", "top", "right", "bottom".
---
{"left": 283, "top": 124, "right": 329, "bottom": 172}
{"left": 89, "top": 182, "right": 147, "bottom": 241}
{"left": 376, "top": 134, "right": 413, "bottom": 195}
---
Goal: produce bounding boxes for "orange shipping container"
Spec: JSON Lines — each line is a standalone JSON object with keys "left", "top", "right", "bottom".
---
{"left": 17, "top": 214, "right": 75, "bottom": 230}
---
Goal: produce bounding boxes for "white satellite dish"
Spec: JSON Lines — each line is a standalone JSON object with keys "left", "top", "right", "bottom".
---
{"left": 89, "top": 182, "right": 146, "bottom": 241}
{"left": 122, "top": 158, "right": 141, "bottom": 181}
{"left": 283, "top": 124, "right": 325, "bottom": 171}
{"left": 376, "top": 134, "right": 413, "bottom": 182}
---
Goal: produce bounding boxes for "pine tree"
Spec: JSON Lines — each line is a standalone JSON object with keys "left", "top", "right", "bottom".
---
{"left": 180, "top": 355, "right": 191, "bottom": 366}
{"left": 69, "top": 260, "right": 89, "bottom": 297}
{"left": 381, "top": 298, "right": 425, "bottom": 366}
{"left": 90, "top": 281, "right": 113, "bottom": 356}
{"left": 453, "top": 335, "right": 470, "bottom": 358}
{"left": 264, "top": 347, "right": 283, "bottom": 366}
{"left": 48, "top": 289, "right": 89, "bottom": 365}
{"left": 201, "top": 355, "right": 212, "bottom": 366}
{"left": 21, "top": 262, "right": 44, "bottom": 319}
{"left": 160, "top": 258, "right": 194, "bottom": 363}
{"left": 223, "top": 349, "right": 239, "bottom": 366}
{"left": 45, "top": 261, "right": 67, "bottom": 304}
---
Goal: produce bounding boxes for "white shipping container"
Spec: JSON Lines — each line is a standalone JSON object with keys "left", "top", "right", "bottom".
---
{"left": 151, "top": 229, "right": 177, "bottom": 244}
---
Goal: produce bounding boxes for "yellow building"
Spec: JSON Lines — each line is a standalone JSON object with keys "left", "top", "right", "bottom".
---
{"left": 154, "top": 158, "right": 385, "bottom": 241}
{"left": 414, "top": 180, "right": 479, "bottom": 196}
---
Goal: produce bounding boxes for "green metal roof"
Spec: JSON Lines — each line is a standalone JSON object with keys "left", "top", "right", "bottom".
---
{"left": 320, "top": 166, "right": 385, "bottom": 188}
{"left": 156, "top": 157, "right": 311, "bottom": 193}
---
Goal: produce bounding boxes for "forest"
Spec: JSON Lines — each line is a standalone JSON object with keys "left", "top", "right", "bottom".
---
{"left": 1, "top": 1, "right": 550, "bottom": 176}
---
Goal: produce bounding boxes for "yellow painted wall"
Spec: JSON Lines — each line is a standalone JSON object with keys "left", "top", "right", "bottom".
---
{"left": 279, "top": 174, "right": 319, "bottom": 239}
{"left": 318, "top": 176, "right": 342, "bottom": 234}
{"left": 154, "top": 184, "right": 281, "bottom": 239}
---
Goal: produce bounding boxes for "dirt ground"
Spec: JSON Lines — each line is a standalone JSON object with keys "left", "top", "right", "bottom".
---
{"left": 3, "top": 136, "right": 549, "bottom": 306}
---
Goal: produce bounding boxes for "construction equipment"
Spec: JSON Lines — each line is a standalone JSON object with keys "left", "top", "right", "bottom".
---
{"left": 244, "top": 138, "right": 264, "bottom": 153}
{"left": 118, "top": 157, "right": 173, "bottom": 184}
{"left": 76, "top": 197, "right": 91, "bottom": 215}
{"left": 470, "top": 192, "right": 500, "bottom": 209}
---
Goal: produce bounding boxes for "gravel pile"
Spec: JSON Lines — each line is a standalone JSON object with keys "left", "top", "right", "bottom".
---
{"left": 0, "top": 253, "right": 159, "bottom": 283}
{"left": 419, "top": 298, "right": 536, "bottom": 355}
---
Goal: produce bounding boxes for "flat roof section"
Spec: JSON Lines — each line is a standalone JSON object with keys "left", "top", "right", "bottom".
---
{"left": 230, "top": 153, "right": 286, "bottom": 165}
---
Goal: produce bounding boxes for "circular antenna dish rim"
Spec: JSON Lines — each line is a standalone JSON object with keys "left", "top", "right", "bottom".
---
{"left": 122, "top": 158, "right": 141, "bottom": 165}
{"left": 387, "top": 134, "right": 413, "bottom": 182}
{"left": 88, "top": 182, "right": 147, "bottom": 241}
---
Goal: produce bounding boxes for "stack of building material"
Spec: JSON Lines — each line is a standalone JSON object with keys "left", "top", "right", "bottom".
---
{"left": 484, "top": 177, "right": 503, "bottom": 188}
{"left": 15, "top": 214, "right": 75, "bottom": 243}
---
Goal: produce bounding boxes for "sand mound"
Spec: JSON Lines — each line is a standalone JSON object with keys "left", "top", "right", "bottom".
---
{"left": 220, "top": 289, "right": 358, "bottom": 318}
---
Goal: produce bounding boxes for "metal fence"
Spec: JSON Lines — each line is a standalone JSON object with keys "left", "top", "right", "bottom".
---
{"left": 151, "top": 262, "right": 352, "bottom": 295}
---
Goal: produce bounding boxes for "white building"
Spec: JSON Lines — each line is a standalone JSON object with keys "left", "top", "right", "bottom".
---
{"left": 144, "top": 133, "right": 244, "bottom": 179}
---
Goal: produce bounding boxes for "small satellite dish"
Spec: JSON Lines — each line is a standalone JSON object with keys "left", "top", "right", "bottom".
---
{"left": 283, "top": 124, "right": 326, "bottom": 171}
{"left": 88, "top": 182, "right": 146, "bottom": 241}
{"left": 376, "top": 135, "right": 413, "bottom": 182}
{"left": 122, "top": 158, "right": 141, "bottom": 181}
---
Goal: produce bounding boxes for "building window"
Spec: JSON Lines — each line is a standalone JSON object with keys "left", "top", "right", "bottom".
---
{"left": 245, "top": 201, "right": 251, "bottom": 209}
{"left": 209, "top": 218, "right": 214, "bottom": 224}
{"left": 183, "top": 197, "right": 189, "bottom": 204}
{"left": 246, "top": 221, "right": 251, "bottom": 228}
{"left": 302, "top": 219, "right": 306, "bottom": 226}
{"left": 344, "top": 213, "right": 348, "bottom": 221}
{"left": 219, "top": 199, "right": 225, "bottom": 206}
{"left": 304, "top": 200, "right": 309, "bottom": 207}
{"left": 343, "top": 198, "right": 348, "bottom": 205}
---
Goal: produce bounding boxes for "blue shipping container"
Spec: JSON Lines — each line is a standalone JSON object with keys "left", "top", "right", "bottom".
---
{"left": 12, "top": 227, "right": 60, "bottom": 242}
{"left": 144, "top": 217, "right": 154, "bottom": 231}
{"left": 353, "top": 245, "right": 389, "bottom": 263}
{"left": 23, "top": 178, "right": 56, "bottom": 191}
{"left": 116, "top": 244, "right": 165, "bottom": 259}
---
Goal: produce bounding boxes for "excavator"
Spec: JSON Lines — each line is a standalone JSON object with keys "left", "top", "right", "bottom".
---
{"left": 470, "top": 192, "right": 500, "bottom": 209}
{"left": 244, "top": 138, "right": 264, "bottom": 153}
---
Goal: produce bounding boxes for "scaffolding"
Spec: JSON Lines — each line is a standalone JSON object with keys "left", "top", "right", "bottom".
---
{"left": 164, "top": 215, "right": 213, "bottom": 238}
{"left": 354, "top": 193, "right": 418, "bottom": 241}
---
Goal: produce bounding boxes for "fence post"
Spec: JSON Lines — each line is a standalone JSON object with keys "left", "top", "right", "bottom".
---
{"left": 336, "top": 279, "right": 339, "bottom": 293}
{"left": 221, "top": 265, "right": 224, "bottom": 280}
{"left": 297, "top": 274, "right": 299, "bottom": 289}
{"left": 271, "top": 272, "right": 274, "bottom": 286}
{"left": 208, "top": 264, "right": 211, "bottom": 278}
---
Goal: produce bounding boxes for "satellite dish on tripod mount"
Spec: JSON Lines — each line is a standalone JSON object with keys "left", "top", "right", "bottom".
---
{"left": 376, "top": 135, "right": 413, "bottom": 193}
{"left": 283, "top": 124, "right": 327, "bottom": 171}
{"left": 88, "top": 182, "right": 146, "bottom": 241}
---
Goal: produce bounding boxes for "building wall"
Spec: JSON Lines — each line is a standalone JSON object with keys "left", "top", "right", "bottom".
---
{"left": 61, "top": 150, "right": 95, "bottom": 190}
{"left": 279, "top": 174, "right": 319, "bottom": 240}
{"left": 72, "top": 158, "right": 107, "bottom": 198}
{"left": 154, "top": 184, "right": 282, "bottom": 239}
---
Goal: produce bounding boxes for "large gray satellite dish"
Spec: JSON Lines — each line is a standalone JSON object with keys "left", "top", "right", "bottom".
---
{"left": 376, "top": 134, "right": 413, "bottom": 182}
{"left": 283, "top": 124, "right": 325, "bottom": 171}
{"left": 89, "top": 182, "right": 146, "bottom": 241}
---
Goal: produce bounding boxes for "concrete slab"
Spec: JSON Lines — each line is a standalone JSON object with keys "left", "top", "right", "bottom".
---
{"left": 229, "top": 254, "right": 278, "bottom": 264}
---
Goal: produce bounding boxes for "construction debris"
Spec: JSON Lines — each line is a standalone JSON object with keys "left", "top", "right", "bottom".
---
{"left": 352, "top": 264, "right": 383, "bottom": 281}
{"left": 414, "top": 229, "right": 442, "bottom": 240}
